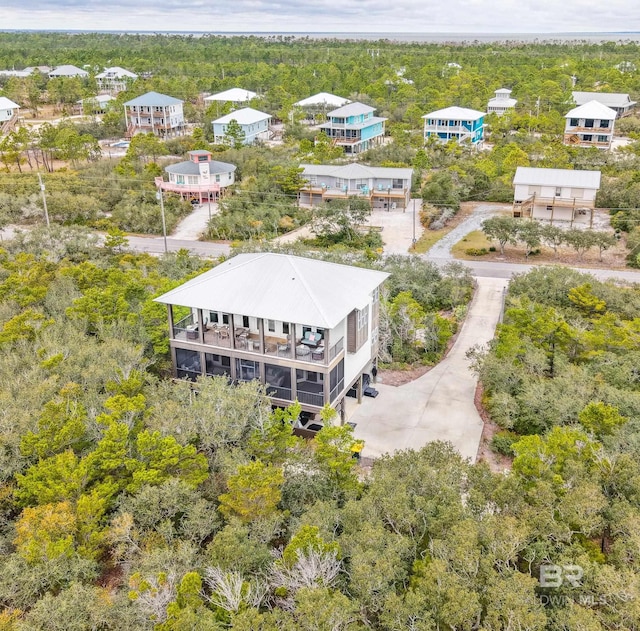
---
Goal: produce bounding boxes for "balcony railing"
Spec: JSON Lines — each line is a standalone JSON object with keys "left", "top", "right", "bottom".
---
{"left": 266, "top": 386, "right": 293, "bottom": 401}
{"left": 297, "top": 390, "right": 325, "bottom": 407}
{"left": 173, "top": 313, "right": 196, "bottom": 339}
{"left": 329, "top": 337, "right": 344, "bottom": 362}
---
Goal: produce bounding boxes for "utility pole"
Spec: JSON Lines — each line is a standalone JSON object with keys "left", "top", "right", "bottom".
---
{"left": 156, "top": 188, "right": 168, "bottom": 253}
{"left": 37, "top": 173, "right": 50, "bottom": 229}
{"left": 412, "top": 199, "right": 416, "bottom": 246}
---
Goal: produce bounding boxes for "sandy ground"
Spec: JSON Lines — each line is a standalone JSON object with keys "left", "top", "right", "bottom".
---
{"left": 171, "top": 202, "right": 219, "bottom": 240}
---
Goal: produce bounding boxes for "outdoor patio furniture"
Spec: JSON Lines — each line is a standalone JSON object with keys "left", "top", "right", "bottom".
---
{"left": 277, "top": 342, "right": 290, "bottom": 356}
{"left": 296, "top": 345, "right": 311, "bottom": 357}
{"left": 186, "top": 325, "right": 198, "bottom": 340}
{"left": 300, "top": 331, "right": 323, "bottom": 348}
{"left": 311, "top": 348, "right": 325, "bottom": 361}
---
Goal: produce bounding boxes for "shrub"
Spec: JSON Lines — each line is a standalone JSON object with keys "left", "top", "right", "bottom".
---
{"left": 465, "top": 247, "right": 488, "bottom": 256}
{"left": 490, "top": 430, "right": 519, "bottom": 456}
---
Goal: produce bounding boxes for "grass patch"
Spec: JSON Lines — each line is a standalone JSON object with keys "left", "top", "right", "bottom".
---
{"left": 410, "top": 226, "right": 450, "bottom": 254}
{"left": 451, "top": 230, "right": 493, "bottom": 258}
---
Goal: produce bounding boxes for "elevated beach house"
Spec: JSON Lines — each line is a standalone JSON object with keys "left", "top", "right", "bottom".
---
{"left": 563, "top": 100, "right": 617, "bottom": 150}
{"left": 0, "top": 97, "right": 20, "bottom": 133}
{"left": 423, "top": 106, "right": 486, "bottom": 146}
{"left": 96, "top": 66, "right": 138, "bottom": 95}
{"left": 572, "top": 91, "right": 636, "bottom": 118}
{"left": 124, "top": 91, "right": 185, "bottom": 138}
{"left": 48, "top": 64, "right": 88, "bottom": 79}
{"left": 298, "top": 163, "right": 413, "bottom": 210}
{"left": 212, "top": 107, "right": 272, "bottom": 145}
{"left": 155, "top": 253, "right": 388, "bottom": 417}
{"left": 155, "top": 150, "right": 236, "bottom": 204}
{"left": 318, "top": 102, "right": 386, "bottom": 154}
{"left": 513, "top": 166, "right": 601, "bottom": 223}
{"left": 487, "top": 88, "right": 517, "bottom": 116}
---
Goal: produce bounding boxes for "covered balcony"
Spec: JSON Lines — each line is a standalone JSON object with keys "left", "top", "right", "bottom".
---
{"left": 169, "top": 307, "right": 344, "bottom": 368}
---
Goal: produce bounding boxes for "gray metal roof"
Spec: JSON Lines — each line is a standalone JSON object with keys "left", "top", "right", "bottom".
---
{"left": 572, "top": 91, "right": 636, "bottom": 108}
{"left": 155, "top": 253, "right": 389, "bottom": 329}
{"left": 49, "top": 64, "right": 88, "bottom": 77}
{"left": 327, "top": 101, "right": 376, "bottom": 117}
{"left": 124, "top": 91, "right": 182, "bottom": 107}
{"left": 96, "top": 66, "right": 138, "bottom": 79}
{"left": 213, "top": 107, "right": 271, "bottom": 125}
{"left": 164, "top": 159, "right": 237, "bottom": 176}
{"left": 300, "top": 163, "right": 413, "bottom": 181}
{"left": 514, "top": 167, "right": 601, "bottom": 189}
{"left": 423, "top": 106, "right": 486, "bottom": 120}
{"left": 565, "top": 100, "right": 617, "bottom": 120}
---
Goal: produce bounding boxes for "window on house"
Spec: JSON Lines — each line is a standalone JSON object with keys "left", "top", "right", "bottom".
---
{"left": 222, "top": 314, "right": 230, "bottom": 325}
{"left": 392, "top": 178, "right": 404, "bottom": 189}
{"left": 268, "top": 320, "right": 276, "bottom": 332}
{"left": 215, "top": 175, "right": 220, "bottom": 182}
{"left": 282, "top": 323, "right": 290, "bottom": 335}
{"left": 583, "top": 134, "right": 593, "bottom": 141}
{"left": 597, "top": 135, "right": 609, "bottom": 143}
{"left": 242, "top": 315, "right": 249, "bottom": 328}
{"left": 209, "top": 311, "right": 219, "bottom": 324}
{"left": 198, "top": 155, "right": 207, "bottom": 162}
{"left": 584, "top": 119, "right": 594, "bottom": 128}
{"left": 600, "top": 120, "right": 610, "bottom": 128}
{"left": 555, "top": 187, "right": 562, "bottom": 197}
{"left": 569, "top": 118, "right": 579, "bottom": 126}
{"left": 546, "top": 205, "right": 553, "bottom": 211}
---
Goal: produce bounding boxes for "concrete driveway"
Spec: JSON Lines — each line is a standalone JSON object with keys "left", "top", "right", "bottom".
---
{"left": 350, "top": 276, "right": 508, "bottom": 463}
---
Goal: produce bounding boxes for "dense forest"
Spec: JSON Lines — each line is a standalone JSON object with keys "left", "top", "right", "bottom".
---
{"left": 0, "top": 230, "right": 638, "bottom": 628}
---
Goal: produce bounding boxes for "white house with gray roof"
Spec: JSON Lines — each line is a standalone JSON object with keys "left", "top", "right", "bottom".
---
{"left": 155, "top": 150, "right": 236, "bottom": 204}
{"left": 572, "top": 91, "right": 636, "bottom": 118}
{"left": 48, "top": 65, "right": 88, "bottom": 79}
{"left": 96, "top": 66, "right": 137, "bottom": 95}
{"left": 299, "top": 163, "right": 413, "bottom": 210}
{"left": 212, "top": 107, "right": 271, "bottom": 145}
{"left": 564, "top": 100, "right": 617, "bottom": 150}
{"left": 0, "top": 97, "right": 20, "bottom": 134}
{"left": 124, "top": 91, "right": 185, "bottom": 138}
{"left": 319, "top": 102, "right": 387, "bottom": 154}
{"left": 487, "top": 88, "right": 517, "bottom": 116}
{"left": 513, "top": 166, "right": 601, "bottom": 222}
{"left": 155, "top": 252, "right": 389, "bottom": 417}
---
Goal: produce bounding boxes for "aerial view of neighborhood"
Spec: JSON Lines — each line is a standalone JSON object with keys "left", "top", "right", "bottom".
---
{"left": 1, "top": 15, "right": 640, "bottom": 629}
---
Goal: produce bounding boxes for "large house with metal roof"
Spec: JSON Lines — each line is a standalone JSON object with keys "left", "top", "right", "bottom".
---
{"left": 512, "top": 166, "right": 601, "bottom": 223}
{"left": 96, "top": 66, "right": 137, "bottom": 95}
{"left": 204, "top": 88, "right": 257, "bottom": 106}
{"left": 563, "top": 100, "right": 617, "bottom": 150}
{"left": 212, "top": 107, "right": 271, "bottom": 145}
{"left": 318, "top": 102, "right": 387, "bottom": 154}
{"left": 48, "top": 65, "right": 88, "bottom": 79}
{"left": 124, "top": 91, "right": 185, "bottom": 138}
{"left": 298, "top": 163, "right": 413, "bottom": 210}
{"left": 572, "top": 91, "right": 636, "bottom": 118}
{"left": 155, "top": 150, "right": 236, "bottom": 204}
{"left": 155, "top": 253, "right": 388, "bottom": 417}
{"left": 423, "top": 106, "right": 486, "bottom": 146}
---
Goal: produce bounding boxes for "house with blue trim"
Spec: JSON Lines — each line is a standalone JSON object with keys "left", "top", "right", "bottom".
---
{"left": 319, "top": 102, "right": 387, "bottom": 154}
{"left": 212, "top": 107, "right": 271, "bottom": 145}
{"left": 422, "top": 106, "right": 486, "bottom": 146}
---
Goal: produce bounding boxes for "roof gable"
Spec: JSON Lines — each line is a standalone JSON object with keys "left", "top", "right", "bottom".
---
{"left": 423, "top": 106, "right": 486, "bottom": 119}
{"left": 514, "top": 167, "right": 601, "bottom": 189}
{"left": 565, "top": 100, "right": 617, "bottom": 119}
{"left": 213, "top": 107, "right": 271, "bottom": 125}
{"left": 124, "top": 91, "right": 183, "bottom": 107}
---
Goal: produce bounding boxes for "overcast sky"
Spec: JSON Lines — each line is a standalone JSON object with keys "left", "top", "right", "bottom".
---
{"left": 2, "top": 0, "right": 640, "bottom": 34}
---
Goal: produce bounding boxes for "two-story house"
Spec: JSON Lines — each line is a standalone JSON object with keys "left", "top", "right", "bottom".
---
{"left": 318, "top": 102, "right": 387, "bottom": 154}
{"left": 572, "top": 91, "right": 636, "bottom": 117}
{"left": 96, "top": 66, "right": 138, "bottom": 95}
{"left": 564, "top": 101, "right": 617, "bottom": 150}
{"left": 0, "top": 97, "right": 20, "bottom": 134}
{"left": 423, "top": 106, "right": 486, "bottom": 146}
{"left": 513, "top": 166, "right": 601, "bottom": 223}
{"left": 298, "top": 163, "right": 413, "bottom": 210}
{"left": 155, "top": 253, "right": 388, "bottom": 419}
{"left": 156, "top": 150, "right": 236, "bottom": 204}
{"left": 76, "top": 94, "right": 115, "bottom": 115}
{"left": 212, "top": 107, "right": 272, "bottom": 145}
{"left": 487, "top": 88, "right": 517, "bottom": 116}
{"left": 124, "top": 91, "right": 185, "bottom": 138}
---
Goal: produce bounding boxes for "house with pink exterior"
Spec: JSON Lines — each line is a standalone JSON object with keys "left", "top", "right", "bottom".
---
{"left": 155, "top": 150, "right": 236, "bottom": 204}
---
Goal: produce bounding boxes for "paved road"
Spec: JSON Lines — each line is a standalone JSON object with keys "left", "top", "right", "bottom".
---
{"left": 351, "top": 276, "right": 508, "bottom": 463}
{"left": 126, "top": 235, "right": 230, "bottom": 258}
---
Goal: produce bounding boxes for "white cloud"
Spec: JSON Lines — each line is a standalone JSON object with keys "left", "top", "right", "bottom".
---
{"left": 2, "top": 0, "right": 640, "bottom": 33}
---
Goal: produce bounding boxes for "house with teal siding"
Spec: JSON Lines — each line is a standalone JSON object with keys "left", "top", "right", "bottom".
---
{"left": 319, "top": 102, "right": 387, "bottom": 154}
{"left": 423, "top": 106, "right": 486, "bottom": 146}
